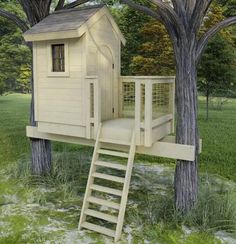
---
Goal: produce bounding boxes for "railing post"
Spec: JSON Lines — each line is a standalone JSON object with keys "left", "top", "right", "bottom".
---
{"left": 144, "top": 80, "right": 153, "bottom": 147}
{"left": 135, "top": 80, "right": 141, "bottom": 145}
{"left": 85, "top": 78, "right": 91, "bottom": 139}
{"left": 93, "top": 78, "right": 101, "bottom": 138}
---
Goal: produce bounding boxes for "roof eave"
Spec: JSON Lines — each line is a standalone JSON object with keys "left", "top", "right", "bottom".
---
{"left": 23, "top": 29, "right": 79, "bottom": 42}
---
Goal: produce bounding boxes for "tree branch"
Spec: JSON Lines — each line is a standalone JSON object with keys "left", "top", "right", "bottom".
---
{"left": 55, "top": 0, "right": 65, "bottom": 11}
{"left": 149, "top": 0, "right": 186, "bottom": 39}
{"left": 63, "top": 0, "right": 90, "bottom": 9}
{"left": 190, "top": 0, "right": 213, "bottom": 34}
{"left": 0, "top": 8, "right": 29, "bottom": 32}
{"left": 197, "top": 16, "right": 236, "bottom": 61}
{"left": 121, "top": 0, "right": 162, "bottom": 21}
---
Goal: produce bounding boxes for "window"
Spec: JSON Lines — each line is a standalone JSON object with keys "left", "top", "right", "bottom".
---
{"left": 47, "top": 42, "right": 69, "bottom": 77}
{"left": 52, "top": 44, "right": 65, "bottom": 72}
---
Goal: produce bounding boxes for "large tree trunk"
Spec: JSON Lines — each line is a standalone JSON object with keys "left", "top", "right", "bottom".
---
{"left": 30, "top": 61, "right": 52, "bottom": 175}
{"left": 31, "top": 139, "right": 52, "bottom": 175}
{"left": 174, "top": 44, "right": 199, "bottom": 213}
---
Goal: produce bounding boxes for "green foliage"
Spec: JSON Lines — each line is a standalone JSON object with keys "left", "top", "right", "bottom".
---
{"left": 113, "top": 5, "right": 174, "bottom": 76}
{"left": 217, "top": 0, "right": 236, "bottom": 17}
{"left": 0, "top": 0, "right": 31, "bottom": 94}
{"left": 198, "top": 34, "right": 236, "bottom": 98}
{"left": 16, "top": 64, "right": 31, "bottom": 93}
{"left": 112, "top": 5, "right": 149, "bottom": 75}
{"left": 130, "top": 19, "right": 175, "bottom": 75}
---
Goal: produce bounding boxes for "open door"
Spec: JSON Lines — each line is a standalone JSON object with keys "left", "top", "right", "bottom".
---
{"left": 97, "top": 46, "right": 114, "bottom": 121}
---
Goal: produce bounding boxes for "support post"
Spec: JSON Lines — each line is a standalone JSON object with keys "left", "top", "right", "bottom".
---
{"left": 94, "top": 77, "right": 101, "bottom": 138}
{"left": 144, "top": 81, "right": 153, "bottom": 147}
{"left": 135, "top": 80, "right": 141, "bottom": 145}
{"left": 85, "top": 77, "right": 91, "bottom": 139}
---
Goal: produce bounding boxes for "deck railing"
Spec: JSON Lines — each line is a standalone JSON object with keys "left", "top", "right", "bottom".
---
{"left": 85, "top": 76, "right": 101, "bottom": 139}
{"left": 120, "top": 76, "right": 175, "bottom": 146}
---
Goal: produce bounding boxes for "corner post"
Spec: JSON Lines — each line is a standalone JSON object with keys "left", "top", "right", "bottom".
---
{"left": 144, "top": 80, "right": 153, "bottom": 147}
{"left": 135, "top": 79, "right": 141, "bottom": 145}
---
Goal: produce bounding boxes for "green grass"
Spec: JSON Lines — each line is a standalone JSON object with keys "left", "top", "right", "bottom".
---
{"left": 198, "top": 97, "right": 236, "bottom": 180}
{"left": 0, "top": 93, "right": 236, "bottom": 180}
{"left": 0, "top": 93, "right": 30, "bottom": 166}
{"left": 1, "top": 93, "right": 236, "bottom": 243}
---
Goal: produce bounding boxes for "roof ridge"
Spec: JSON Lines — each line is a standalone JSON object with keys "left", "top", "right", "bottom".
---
{"left": 53, "top": 3, "right": 106, "bottom": 15}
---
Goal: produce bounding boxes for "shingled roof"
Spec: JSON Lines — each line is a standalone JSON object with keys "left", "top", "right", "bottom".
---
{"left": 23, "top": 4, "right": 125, "bottom": 44}
{"left": 24, "top": 4, "right": 104, "bottom": 35}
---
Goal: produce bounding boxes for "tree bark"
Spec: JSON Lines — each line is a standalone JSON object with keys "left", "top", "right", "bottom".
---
{"left": 206, "top": 85, "right": 210, "bottom": 121}
{"left": 174, "top": 43, "right": 199, "bottom": 213}
{"left": 31, "top": 139, "right": 52, "bottom": 175}
{"left": 29, "top": 55, "right": 52, "bottom": 175}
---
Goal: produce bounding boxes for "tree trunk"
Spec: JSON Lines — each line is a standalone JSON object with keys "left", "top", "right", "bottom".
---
{"left": 31, "top": 138, "right": 52, "bottom": 175}
{"left": 206, "top": 85, "right": 209, "bottom": 121}
{"left": 29, "top": 59, "right": 52, "bottom": 175}
{"left": 174, "top": 45, "right": 199, "bottom": 213}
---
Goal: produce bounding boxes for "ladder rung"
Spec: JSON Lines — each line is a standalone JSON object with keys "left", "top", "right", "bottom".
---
{"left": 99, "top": 138, "right": 130, "bottom": 146}
{"left": 88, "top": 196, "right": 120, "bottom": 210}
{"left": 81, "top": 221, "right": 115, "bottom": 237}
{"left": 92, "top": 172, "right": 125, "bottom": 183}
{"left": 98, "top": 149, "right": 129, "bottom": 158}
{"left": 95, "top": 160, "right": 127, "bottom": 171}
{"left": 90, "top": 184, "right": 122, "bottom": 196}
{"left": 85, "top": 209, "right": 118, "bottom": 223}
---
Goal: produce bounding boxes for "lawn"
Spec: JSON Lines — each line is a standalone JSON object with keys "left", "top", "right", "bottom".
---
{"left": 0, "top": 93, "right": 236, "bottom": 243}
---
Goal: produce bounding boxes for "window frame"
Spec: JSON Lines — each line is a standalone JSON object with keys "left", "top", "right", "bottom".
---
{"left": 47, "top": 41, "right": 69, "bottom": 77}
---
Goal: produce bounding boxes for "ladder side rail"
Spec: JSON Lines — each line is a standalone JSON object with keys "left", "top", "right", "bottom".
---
{"left": 78, "top": 123, "right": 102, "bottom": 229}
{"left": 115, "top": 130, "right": 136, "bottom": 242}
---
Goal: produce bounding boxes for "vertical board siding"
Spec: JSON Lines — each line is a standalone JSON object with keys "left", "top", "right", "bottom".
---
{"left": 35, "top": 37, "right": 86, "bottom": 128}
{"left": 86, "top": 15, "right": 120, "bottom": 122}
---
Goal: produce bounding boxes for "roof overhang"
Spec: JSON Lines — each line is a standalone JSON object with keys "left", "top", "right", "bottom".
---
{"left": 23, "top": 6, "right": 126, "bottom": 45}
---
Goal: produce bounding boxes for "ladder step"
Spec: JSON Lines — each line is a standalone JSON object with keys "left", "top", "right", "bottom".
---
{"left": 88, "top": 196, "right": 120, "bottom": 210}
{"left": 92, "top": 173, "right": 125, "bottom": 183}
{"left": 95, "top": 160, "right": 127, "bottom": 171}
{"left": 98, "top": 149, "right": 129, "bottom": 158}
{"left": 85, "top": 209, "right": 118, "bottom": 223}
{"left": 99, "top": 138, "right": 130, "bottom": 146}
{"left": 90, "top": 184, "right": 122, "bottom": 196}
{"left": 81, "top": 221, "right": 115, "bottom": 237}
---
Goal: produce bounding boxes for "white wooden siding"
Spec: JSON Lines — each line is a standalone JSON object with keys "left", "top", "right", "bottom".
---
{"left": 86, "top": 15, "right": 120, "bottom": 120}
{"left": 35, "top": 36, "right": 86, "bottom": 127}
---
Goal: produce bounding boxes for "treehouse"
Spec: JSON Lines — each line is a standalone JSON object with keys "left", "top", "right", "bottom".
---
{"left": 24, "top": 4, "right": 197, "bottom": 242}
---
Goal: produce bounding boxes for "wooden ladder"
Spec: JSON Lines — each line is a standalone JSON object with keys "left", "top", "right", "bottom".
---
{"left": 78, "top": 123, "right": 136, "bottom": 242}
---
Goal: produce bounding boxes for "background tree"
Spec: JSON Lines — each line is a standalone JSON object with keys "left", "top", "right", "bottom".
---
{"left": 198, "top": 34, "right": 236, "bottom": 120}
{"left": 0, "top": 0, "right": 89, "bottom": 175}
{"left": 0, "top": 1, "right": 31, "bottom": 95}
{"left": 113, "top": 5, "right": 149, "bottom": 75}
{"left": 130, "top": 19, "right": 174, "bottom": 75}
{"left": 198, "top": 3, "right": 236, "bottom": 120}
{"left": 122, "top": 0, "right": 236, "bottom": 212}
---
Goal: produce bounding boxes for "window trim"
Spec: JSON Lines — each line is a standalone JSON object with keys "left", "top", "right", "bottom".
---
{"left": 47, "top": 41, "right": 69, "bottom": 77}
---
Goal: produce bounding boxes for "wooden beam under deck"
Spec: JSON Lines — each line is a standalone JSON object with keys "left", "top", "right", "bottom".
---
{"left": 27, "top": 126, "right": 196, "bottom": 161}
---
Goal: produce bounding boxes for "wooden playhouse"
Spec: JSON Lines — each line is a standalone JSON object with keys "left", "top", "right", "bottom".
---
{"left": 24, "top": 4, "right": 196, "bottom": 242}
